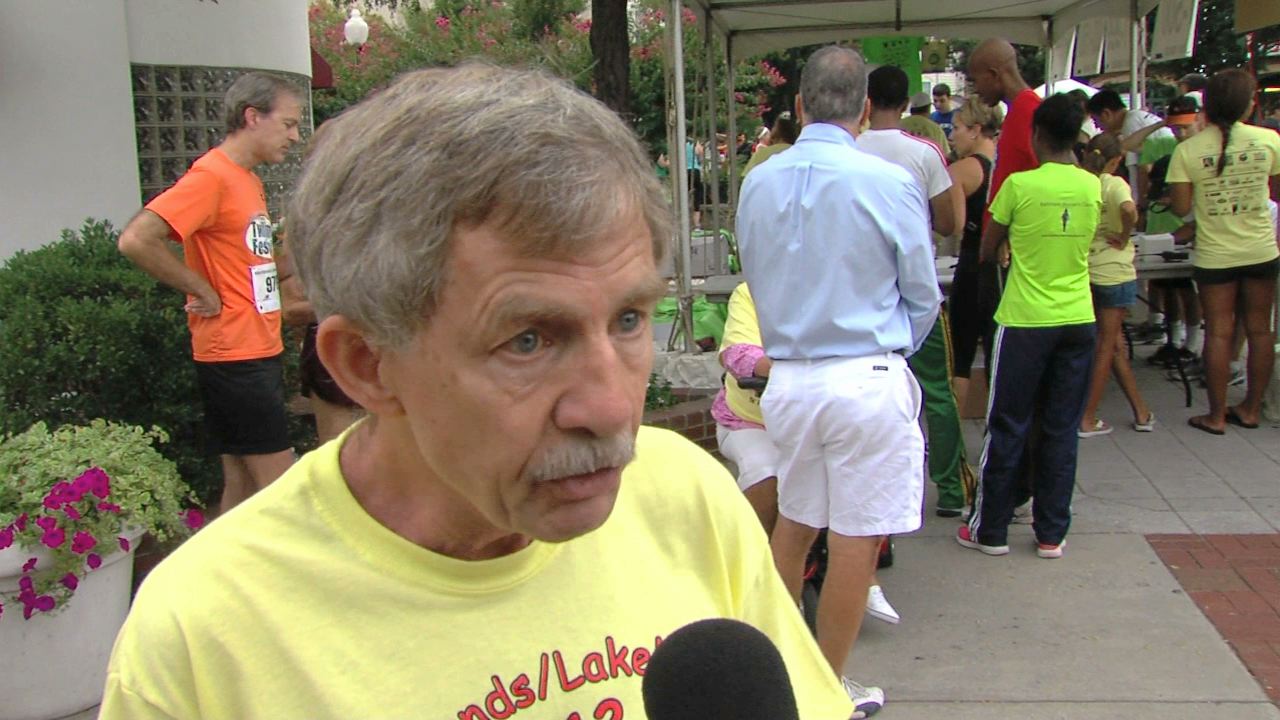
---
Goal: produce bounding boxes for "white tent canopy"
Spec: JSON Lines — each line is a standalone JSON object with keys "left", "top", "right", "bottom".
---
{"left": 1034, "top": 77, "right": 1099, "bottom": 96}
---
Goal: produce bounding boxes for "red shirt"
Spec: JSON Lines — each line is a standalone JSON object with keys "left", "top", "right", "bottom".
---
{"left": 985, "top": 89, "right": 1042, "bottom": 227}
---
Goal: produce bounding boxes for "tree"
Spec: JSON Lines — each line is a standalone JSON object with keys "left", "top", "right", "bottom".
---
{"left": 512, "top": 0, "right": 585, "bottom": 40}
{"left": 590, "top": 0, "right": 631, "bottom": 118}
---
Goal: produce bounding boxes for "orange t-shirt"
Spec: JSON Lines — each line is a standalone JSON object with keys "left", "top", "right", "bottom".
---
{"left": 146, "top": 148, "right": 283, "bottom": 362}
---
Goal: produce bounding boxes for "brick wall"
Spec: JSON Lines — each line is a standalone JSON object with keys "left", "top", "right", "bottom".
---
{"left": 643, "top": 395, "right": 718, "bottom": 453}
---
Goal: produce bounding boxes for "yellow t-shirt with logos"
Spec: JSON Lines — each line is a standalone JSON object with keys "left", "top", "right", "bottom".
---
{"left": 100, "top": 426, "right": 851, "bottom": 720}
{"left": 1167, "top": 122, "right": 1280, "bottom": 269}
{"left": 989, "top": 162, "right": 1100, "bottom": 328}
{"left": 1088, "top": 173, "right": 1138, "bottom": 286}
{"left": 720, "top": 283, "right": 765, "bottom": 425}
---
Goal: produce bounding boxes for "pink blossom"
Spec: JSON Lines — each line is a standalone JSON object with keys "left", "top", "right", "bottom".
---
{"left": 42, "top": 494, "right": 62, "bottom": 510}
{"left": 574, "top": 19, "right": 591, "bottom": 32}
{"left": 118, "top": 536, "right": 132, "bottom": 552}
{"left": 71, "top": 531, "right": 97, "bottom": 555}
{"left": 60, "top": 573, "right": 79, "bottom": 591}
{"left": 435, "top": 15, "right": 451, "bottom": 30}
{"left": 78, "top": 467, "right": 111, "bottom": 499}
{"left": 20, "top": 562, "right": 36, "bottom": 578}
{"left": 40, "top": 528, "right": 65, "bottom": 549}
{"left": 0, "top": 601, "right": 4, "bottom": 619}
{"left": 86, "top": 553, "right": 102, "bottom": 570}
{"left": 63, "top": 505, "right": 82, "bottom": 521}
{"left": 34, "top": 515, "right": 57, "bottom": 531}
{"left": 97, "top": 501, "right": 122, "bottom": 514}
{"left": 182, "top": 509, "right": 206, "bottom": 530}
{"left": 14, "top": 513, "right": 27, "bottom": 531}
{"left": 681, "top": 7, "right": 696, "bottom": 24}
{"left": 0, "top": 527, "right": 12, "bottom": 550}
{"left": 483, "top": 37, "right": 497, "bottom": 48}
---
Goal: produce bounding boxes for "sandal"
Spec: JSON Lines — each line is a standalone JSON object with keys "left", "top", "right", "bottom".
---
{"left": 1078, "top": 419, "right": 1114, "bottom": 438}
{"left": 1187, "top": 416, "right": 1225, "bottom": 436}
{"left": 1133, "top": 412, "right": 1157, "bottom": 432}
{"left": 1226, "top": 408, "right": 1259, "bottom": 429}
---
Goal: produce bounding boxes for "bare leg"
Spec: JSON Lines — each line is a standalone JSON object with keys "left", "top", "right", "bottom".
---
{"left": 1107, "top": 312, "right": 1152, "bottom": 424}
{"left": 743, "top": 477, "right": 779, "bottom": 537}
{"left": 771, "top": 515, "right": 820, "bottom": 604}
{"left": 1232, "top": 276, "right": 1278, "bottom": 424}
{"left": 815, "top": 533, "right": 882, "bottom": 675}
{"left": 218, "top": 454, "right": 254, "bottom": 515}
{"left": 1193, "top": 281, "right": 1239, "bottom": 432}
{"left": 240, "top": 450, "right": 295, "bottom": 494}
{"left": 1080, "top": 302, "right": 1119, "bottom": 432}
{"left": 952, "top": 376, "right": 971, "bottom": 419}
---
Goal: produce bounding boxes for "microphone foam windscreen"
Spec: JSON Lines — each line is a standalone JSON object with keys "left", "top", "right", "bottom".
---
{"left": 641, "top": 618, "right": 800, "bottom": 720}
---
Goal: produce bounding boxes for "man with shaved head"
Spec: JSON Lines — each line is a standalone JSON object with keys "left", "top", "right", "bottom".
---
{"left": 968, "top": 38, "right": 1040, "bottom": 223}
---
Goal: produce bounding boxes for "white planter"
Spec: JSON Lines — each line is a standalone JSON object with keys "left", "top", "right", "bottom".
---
{"left": 0, "top": 531, "right": 142, "bottom": 720}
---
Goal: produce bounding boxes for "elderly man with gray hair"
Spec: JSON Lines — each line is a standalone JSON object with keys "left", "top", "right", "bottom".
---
{"left": 738, "top": 45, "right": 941, "bottom": 718}
{"left": 100, "top": 64, "right": 854, "bottom": 720}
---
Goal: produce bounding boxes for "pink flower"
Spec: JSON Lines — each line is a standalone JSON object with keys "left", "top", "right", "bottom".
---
{"left": 97, "top": 501, "right": 122, "bottom": 513}
{"left": 42, "top": 494, "right": 62, "bottom": 511}
{"left": 60, "top": 573, "right": 79, "bottom": 591}
{"left": 14, "top": 513, "right": 27, "bottom": 531}
{"left": 118, "top": 536, "right": 132, "bottom": 552}
{"left": 78, "top": 467, "right": 111, "bottom": 499}
{"left": 40, "top": 528, "right": 65, "bottom": 549}
{"left": 86, "top": 553, "right": 102, "bottom": 570}
{"left": 182, "top": 509, "right": 205, "bottom": 530}
{"left": 33, "top": 596, "right": 54, "bottom": 612}
{"left": 0, "top": 527, "right": 12, "bottom": 550}
{"left": 19, "top": 570, "right": 35, "bottom": 586}
{"left": 435, "top": 15, "right": 451, "bottom": 30}
{"left": 34, "top": 515, "right": 56, "bottom": 531}
{"left": 71, "top": 531, "right": 97, "bottom": 554}
{"left": 64, "top": 505, "right": 82, "bottom": 521}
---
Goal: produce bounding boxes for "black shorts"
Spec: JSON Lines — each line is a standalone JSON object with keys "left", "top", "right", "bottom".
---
{"left": 194, "top": 355, "right": 292, "bottom": 456}
{"left": 1149, "top": 277, "right": 1195, "bottom": 290}
{"left": 1193, "top": 258, "right": 1280, "bottom": 286}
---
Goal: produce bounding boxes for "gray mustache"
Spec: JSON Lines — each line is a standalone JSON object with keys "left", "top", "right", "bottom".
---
{"left": 525, "top": 433, "right": 636, "bottom": 483}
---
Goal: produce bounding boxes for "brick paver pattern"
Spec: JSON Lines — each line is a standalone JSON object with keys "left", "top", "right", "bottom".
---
{"left": 1150, "top": 533, "right": 1280, "bottom": 705}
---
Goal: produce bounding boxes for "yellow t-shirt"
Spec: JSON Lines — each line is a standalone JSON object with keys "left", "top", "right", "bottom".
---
{"left": 741, "top": 142, "right": 792, "bottom": 180}
{"left": 719, "top": 283, "right": 765, "bottom": 425}
{"left": 100, "top": 426, "right": 851, "bottom": 720}
{"left": 989, "top": 163, "right": 1100, "bottom": 328}
{"left": 1166, "top": 122, "right": 1280, "bottom": 269}
{"left": 1088, "top": 173, "right": 1138, "bottom": 286}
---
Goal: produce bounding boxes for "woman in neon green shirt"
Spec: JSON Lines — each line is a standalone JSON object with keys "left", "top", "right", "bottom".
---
{"left": 1168, "top": 69, "right": 1280, "bottom": 434}
{"left": 1077, "top": 133, "right": 1155, "bottom": 438}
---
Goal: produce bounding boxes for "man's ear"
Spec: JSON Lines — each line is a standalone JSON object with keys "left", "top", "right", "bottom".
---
{"left": 859, "top": 97, "right": 872, "bottom": 128}
{"left": 315, "top": 315, "right": 404, "bottom": 417}
{"left": 795, "top": 94, "right": 805, "bottom": 125}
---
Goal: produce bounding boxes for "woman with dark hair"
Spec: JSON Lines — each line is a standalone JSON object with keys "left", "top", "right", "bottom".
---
{"left": 1077, "top": 133, "right": 1154, "bottom": 438}
{"left": 1168, "top": 69, "right": 1280, "bottom": 434}
{"left": 957, "top": 93, "right": 1099, "bottom": 560}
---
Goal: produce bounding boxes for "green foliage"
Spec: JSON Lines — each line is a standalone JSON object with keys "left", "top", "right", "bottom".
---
{"left": 645, "top": 373, "right": 678, "bottom": 411}
{"left": 0, "top": 420, "right": 198, "bottom": 610}
{"left": 511, "top": 0, "right": 585, "bottom": 40}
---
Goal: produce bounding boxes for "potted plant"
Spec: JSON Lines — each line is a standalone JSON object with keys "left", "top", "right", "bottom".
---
{"left": 0, "top": 419, "right": 203, "bottom": 720}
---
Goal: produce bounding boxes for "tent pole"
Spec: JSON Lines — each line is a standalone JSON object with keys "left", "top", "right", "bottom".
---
{"left": 1129, "top": 0, "right": 1140, "bottom": 110}
{"left": 1044, "top": 18, "right": 1055, "bottom": 95}
{"left": 704, "top": 9, "right": 722, "bottom": 241}
{"left": 670, "top": 0, "right": 695, "bottom": 353}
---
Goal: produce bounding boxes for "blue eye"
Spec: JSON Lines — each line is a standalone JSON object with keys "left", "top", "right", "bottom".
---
{"left": 508, "top": 330, "right": 543, "bottom": 354}
{"left": 618, "top": 310, "right": 642, "bottom": 333}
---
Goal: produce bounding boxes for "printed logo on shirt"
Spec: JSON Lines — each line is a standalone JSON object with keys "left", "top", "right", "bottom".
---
{"left": 455, "top": 634, "right": 661, "bottom": 720}
{"left": 245, "top": 214, "right": 275, "bottom": 259}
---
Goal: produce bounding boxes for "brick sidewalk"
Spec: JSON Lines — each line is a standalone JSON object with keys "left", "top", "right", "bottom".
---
{"left": 1149, "top": 533, "right": 1280, "bottom": 705}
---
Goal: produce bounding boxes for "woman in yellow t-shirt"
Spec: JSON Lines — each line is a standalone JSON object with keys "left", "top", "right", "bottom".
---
{"left": 1078, "top": 134, "right": 1155, "bottom": 438}
{"left": 1168, "top": 69, "right": 1280, "bottom": 434}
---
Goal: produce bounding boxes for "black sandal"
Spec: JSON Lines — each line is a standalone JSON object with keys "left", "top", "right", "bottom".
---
{"left": 1187, "top": 416, "right": 1225, "bottom": 436}
{"left": 1226, "top": 408, "right": 1259, "bottom": 429}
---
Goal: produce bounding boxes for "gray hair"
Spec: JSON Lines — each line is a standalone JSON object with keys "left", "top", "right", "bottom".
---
{"left": 224, "top": 72, "right": 304, "bottom": 134}
{"left": 286, "top": 63, "right": 672, "bottom": 348}
{"left": 799, "top": 46, "right": 868, "bottom": 124}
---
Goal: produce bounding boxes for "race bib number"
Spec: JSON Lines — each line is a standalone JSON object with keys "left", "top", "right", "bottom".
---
{"left": 251, "top": 263, "right": 281, "bottom": 314}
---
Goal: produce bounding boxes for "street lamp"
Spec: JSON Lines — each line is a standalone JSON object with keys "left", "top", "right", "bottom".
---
{"left": 344, "top": 8, "right": 369, "bottom": 47}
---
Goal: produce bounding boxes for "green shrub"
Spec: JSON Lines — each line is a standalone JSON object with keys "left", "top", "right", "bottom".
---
{"left": 0, "top": 220, "right": 231, "bottom": 505}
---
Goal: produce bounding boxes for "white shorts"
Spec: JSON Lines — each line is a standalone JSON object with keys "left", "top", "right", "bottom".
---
{"left": 762, "top": 354, "right": 925, "bottom": 537}
{"left": 716, "top": 425, "right": 781, "bottom": 491}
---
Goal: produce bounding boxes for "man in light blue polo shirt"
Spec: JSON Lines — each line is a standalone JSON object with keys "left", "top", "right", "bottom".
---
{"left": 737, "top": 45, "right": 941, "bottom": 720}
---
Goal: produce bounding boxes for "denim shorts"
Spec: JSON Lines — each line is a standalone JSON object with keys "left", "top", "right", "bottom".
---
{"left": 1091, "top": 280, "right": 1137, "bottom": 309}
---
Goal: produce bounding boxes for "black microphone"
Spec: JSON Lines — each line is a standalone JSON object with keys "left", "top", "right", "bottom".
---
{"left": 641, "top": 618, "right": 800, "bottom": 720}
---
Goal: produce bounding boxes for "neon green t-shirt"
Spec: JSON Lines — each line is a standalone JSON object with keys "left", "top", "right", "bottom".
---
{"left": 1167, "top": 122, "right": 1280, "bottom": 269}
{"left": 100, "top": 426, "right": 852, "bottom": 720}
{"left": 719, "top": 283, "right": 764, "bottom": 425}
{"left": 1088, "top": 173, "right": 1138, "bottom": 286}
{"left": 741, "top": 142, "right": 792, "bottom": 180}
{"left": 989, "top": 162, "right": 1100, "bottom": 327}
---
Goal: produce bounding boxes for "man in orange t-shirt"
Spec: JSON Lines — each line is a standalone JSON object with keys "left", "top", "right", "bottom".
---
{"left": 119, "top": 72, "right": 304, "bottom": 513}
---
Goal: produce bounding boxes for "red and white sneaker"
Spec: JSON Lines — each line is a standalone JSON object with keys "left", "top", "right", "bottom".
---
{"left": 1036, "top": 540, "right": 1065, "bottom": 559}
{"left": 955, "top": 526, "right": 1009, "bottom": 556}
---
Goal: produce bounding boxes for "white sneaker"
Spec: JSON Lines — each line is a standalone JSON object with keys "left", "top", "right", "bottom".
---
{"left": 841, "top": 677, "right": 885, "bottom": 718}
{"left": 865, "top": 585, "right": 900, "bottom": 624}
{"left": 1012, "top": 499, "right": 1033, "bottom": 524}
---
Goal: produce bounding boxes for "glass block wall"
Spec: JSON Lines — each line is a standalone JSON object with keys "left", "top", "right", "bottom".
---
{"left": 131, "top": 64, "right": 312, "bottom": 221}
